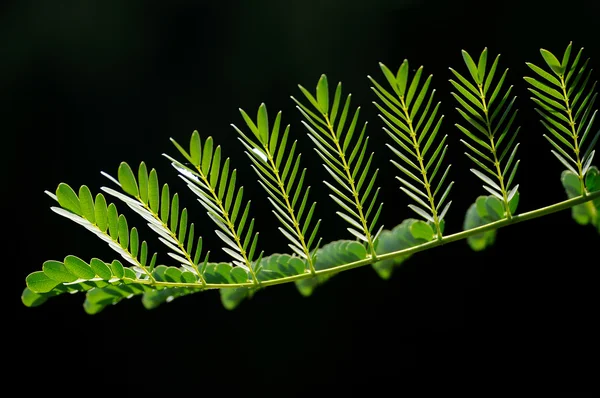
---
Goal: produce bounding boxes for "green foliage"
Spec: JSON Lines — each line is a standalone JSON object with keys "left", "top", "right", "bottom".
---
{"left": 292, "top": 75, "right": 383, "bottom": 255}
{"left": 233, "top": 104, "right": 321, "bottom": 274}
{"left": 451, "top": 48, "right": 521, "bottom": 215}
{"left": 368, "top": 60, "right": 452, "bottom": 238}
{"left": 562, "top": 166, "right": 600, "bottom": 231}
{"left": 463, "top": 193, "right": 520, "bottom": 251}
{"left": 372, "top": 219, "right": 437, "bottom": 279}
{"left": 168, "top": 133, "right": 261, "bottom": 281}
{"left": 22, "top": 42, "right": 600, "bottom": 314}
{"left": 525, "top": 42, "right": 598, "bottom": 186}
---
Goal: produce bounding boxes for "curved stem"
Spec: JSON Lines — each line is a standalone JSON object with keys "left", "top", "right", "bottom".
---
{"left": 129, "top": 190, "right": 600, "bottom": 290}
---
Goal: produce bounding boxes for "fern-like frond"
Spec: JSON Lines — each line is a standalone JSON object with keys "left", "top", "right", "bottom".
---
{"left": 368, "top": 60, "right": 452, "bottom": 237}
{"left": 24, "top": 256, "right": 160, "bottom": 314}
{"left": 525, "top": 41, "right": 599, "bottom": 192}
{"left": 100, "top": 161, "right": 208, "bottom": 286}
{"left": 232, "top": 103, "right": 321, "bottom": 274}
{"left": 167, "top": 132, "right": 260, "bottom": 284}
{"left": 450, "top": 48, "right": 521, "bottom": 218}
{"left": 45, "top": 183, "right": 157, "bottom": 281}
{"left": 292, "top": 75, "right": 383, "bottom": 257}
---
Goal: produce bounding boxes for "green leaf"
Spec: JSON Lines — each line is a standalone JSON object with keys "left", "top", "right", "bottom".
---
{"left": 409, "top": 220, "right": 435, "bottom": 241}
{"left": 123, "top": 268, "right": 137, "bottom": 280}
{"left": 118, "top": 215, "right": 129, "bottom": 250}
{"left": 220, "top": 288, "right": 252, "bottom": 310}
{"left": 561, "top": 42, "right": 572, "bottom": 70}
{"left": 586, "top": 166, "right": 600, "bottom": 192}
{"left": 397, "top": 60, "right": 409, "bottom": 96}
{"left": 190, "top": 130, "right": 202, "bottom": 167}
{"left": 43, "top": 260, "right": 77, "bottom": 283}
{"left": 372, "top": 219, "right": 428, "bottom": 279}
{"left": 525, "top": 62, "right": 561, "bottom": 86}
{"left": 297, "top": 84, "right": 322, "bottom": 114}
{"left": 170, "top": 194, "right": 180, "bottom": 232}
{"left": 26, "top": 271, "right": 60, "bottom": 293}
{"left": 64, "top": 255, "right": 96, "bottom": 280}
{"left": 257, "top": 103, "right": 270, "bottom": 145}
{"left": 330, "top": 83, "right": 343, "bottom": 125}
{"left": 107, "top": 203, "right": 119, "bottom": 240}
{"left": 118, "top": 162, "right": 139, "bottom": 197}
{"left": 94, "top": 194, "right": 108, "bottom": 232}
{"left": 406, "top": 66, "right": 423, "bottom": 107}
{"left": 90, "top": 258, "right": 112, "bottom": 280}
{"left": 230, "top": 267, "right": 249, "bottom": 283}
{"left": 463, "top": 201, "right": 497, "bottom": 251}
{"left": 56, "top": 183, "right": 81, "bottom": 215}
{"left": 462, "top": 50, "right": 481, "bottom": 84}
{"left": 540, "top": 48, "right": 564, "bottom": 75}
{"left": 138, "top": 162, "right": 149, "bottom": 204}
{"left": 164, "top": 267, "right": 183, "bottom": 282}
{"left": 22, "top": 288, "right": 49, "bottom": 307}
{"left": 379, "top": 62, "right": 401, "bottom": 98}
{"left": 202, "top": 137, "right": 213, "bottom": 175}
{"left": 471, "top": 168, "right": 502, "bottom": 192}
{"left": 181, "top": 271, "right": 196, "bottom": 283}
{"left": 477, "top": 48, "right": 488, "bottom": 83}
{"left": 148, "top": 169, "right": 160, "bottom": 213}
{"left": 110, "top": 260, "right": 125, "bottom": 279}
{"left": 140, "top": 241, "right": 148, "bottom": 267}
{"left": 524, "top": 77, "right": 563, "bottom": 101}
{"left": 483, "top": 55, "right": 500, "bottom": 95}
{"left": 160, "top": 184, "right": 170, "bottom": 222}
{"left": 130, "top": 227, "right": 139, "bottom": 258}
{"left": 485, "top": 196, "right": 505, "bottom": 220}
{"left": 295, "top": 240, "right": 366, "bottom": 296}
{"left": 210, "top": 146, "right": 222, "bottom": 187}
{"left": 562, "top": 169, "right": 598, "bottom": 227}
{"left": 317, "top": 75, "right": 329, "bottom": 114}
{"left": 78, "top": 186, "right": 95, "bottom": 224}
{"left": 509, "top": 190, "right": 520, "bottom": 215}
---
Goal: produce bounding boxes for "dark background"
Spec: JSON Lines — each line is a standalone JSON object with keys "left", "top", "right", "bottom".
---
{"left": 6, "top": 0, "right": 599, "bottom": 393}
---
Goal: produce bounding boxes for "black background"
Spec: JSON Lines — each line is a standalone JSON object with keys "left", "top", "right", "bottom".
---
{"left": 6, "top": 0, "right": 599, "bottom": 393}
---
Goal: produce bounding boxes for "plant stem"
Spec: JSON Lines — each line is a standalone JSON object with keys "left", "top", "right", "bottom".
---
{"left": 324, "top": 114, "right": 377, "bottom": 258}
{"left": 138, "top": 200, "right": 207, "bottom": 287}
{"left": 560, "top": 75, "right": 586, "bottom": 193}
{"left": 194, "top": 167, "right": 260, "bottom": 285}
{"left": 399, "top": 95, "right": 443, "bottom": 237}
{"left": 130, "top": 190, "right": 600, "bottom": 290}
{"left": 264, "top": 144, "right": 317, "bottom": 275}
{"left": 478, "top": 84, "right": 513, "bottom": 219}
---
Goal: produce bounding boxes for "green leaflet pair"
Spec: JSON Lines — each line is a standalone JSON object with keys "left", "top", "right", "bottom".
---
{"left": 22, "top": 42, "right": 600, "bottom": 313}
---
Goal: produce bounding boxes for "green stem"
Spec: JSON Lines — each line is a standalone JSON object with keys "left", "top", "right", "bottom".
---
{"left": 478, "top": 84, "right": 512, "bottom": 219}
{"left": 324, "top": 114, "right": 377, "bottom": 258}
{"left": 399, "top": 97, "right": 442, "bottom": 238}
{"left": 129, "top": 190, "right": 600, "bottom": 290}
{"left": 138, "top": 200, "right": 207, "bottom": 287}
{"left": 560, "top": 75, "right": 586, "bottom": 193}
{"left": 88, "top": 222, "right": 156, "bottom": 283}
{"left": 194, "top": 167, "right": 260, "bottom": 285}
{"left": 264, "top": 144, "right": 317, "bottom": 275}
